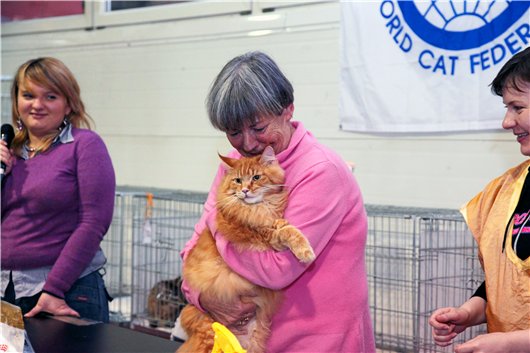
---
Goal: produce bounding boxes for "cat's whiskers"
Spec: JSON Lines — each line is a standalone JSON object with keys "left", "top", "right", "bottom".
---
{"left": 263, "top": 184, "right": 285, "bottom": 188}
{"left": 217, "top": 194, "right": 240, "bottom": 210}
{"left": 261, "top": 184, "right": 285, "bottom": 192}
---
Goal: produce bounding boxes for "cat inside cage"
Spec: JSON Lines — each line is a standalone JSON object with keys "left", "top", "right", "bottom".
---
{"left": 147, "top": 277, "right": 188, "bottom": 328}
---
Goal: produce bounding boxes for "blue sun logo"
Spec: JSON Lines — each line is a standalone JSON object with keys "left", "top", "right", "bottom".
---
{"left": 399, "top": 1, "right": 530, "bottom": 50}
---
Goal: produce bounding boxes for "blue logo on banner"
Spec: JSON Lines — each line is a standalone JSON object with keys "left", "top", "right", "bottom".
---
{"left": 399, "top": 1, "right": 530, "bottom": 50}
{"left": 380, "top": 0, "right": 530, "bottom": 75}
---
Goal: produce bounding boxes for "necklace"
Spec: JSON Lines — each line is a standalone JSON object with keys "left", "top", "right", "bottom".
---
{"left": 24, "top": 142, "right": 41, "bottom": 153}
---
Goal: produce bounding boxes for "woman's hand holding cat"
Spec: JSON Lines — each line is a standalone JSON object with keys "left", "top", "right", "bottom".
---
{"left": 199, "top": 291, "right": 257, "bottom": 335}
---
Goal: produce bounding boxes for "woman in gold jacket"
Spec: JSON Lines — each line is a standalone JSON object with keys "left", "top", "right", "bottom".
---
{"left": 429, "top": 47, "right": 530, "bottom": 353}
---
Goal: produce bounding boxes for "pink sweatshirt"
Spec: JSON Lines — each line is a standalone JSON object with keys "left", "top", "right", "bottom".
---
{"left": 181, "top": 121, "right": 375, "bottom": 353}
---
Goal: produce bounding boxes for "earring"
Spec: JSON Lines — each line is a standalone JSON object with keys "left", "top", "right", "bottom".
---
{"left": 17, "top": 118, "right": 23, "bottom": 131}
{"left": 58, "top": 117, "right": 68, "bottom": 131}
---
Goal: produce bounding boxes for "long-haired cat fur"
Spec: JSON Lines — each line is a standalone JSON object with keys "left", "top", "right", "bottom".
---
{"left": 177, "top": 146, "right": 315, "bottom": 353}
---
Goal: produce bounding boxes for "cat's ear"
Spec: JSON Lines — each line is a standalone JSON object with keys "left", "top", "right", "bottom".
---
{"left": 260, "top": 146, "right": 277, "bottom": 165}
{"left": 218, "top": 153, "right": 237, "bottom": 169}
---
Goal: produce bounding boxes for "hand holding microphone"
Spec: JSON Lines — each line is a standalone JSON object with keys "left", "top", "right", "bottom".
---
{"left": 1, "top": 123, "right": 15, "bottom": 180}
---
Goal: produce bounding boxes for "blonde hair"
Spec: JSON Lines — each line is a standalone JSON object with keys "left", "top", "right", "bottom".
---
{"left": 10, "top": 57, "right": 93, "bottom": 156}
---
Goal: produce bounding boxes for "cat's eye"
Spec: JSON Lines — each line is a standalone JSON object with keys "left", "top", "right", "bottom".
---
{"left": 252, "top": 175, "right": 261, "bottom": 181}
{"left": 234, "top": 178, "right": 242, "bottom": 184}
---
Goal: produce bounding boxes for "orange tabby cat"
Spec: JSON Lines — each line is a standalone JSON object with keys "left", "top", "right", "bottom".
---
{"left": 177, "top": 146, "right": 315, "bottom": 353}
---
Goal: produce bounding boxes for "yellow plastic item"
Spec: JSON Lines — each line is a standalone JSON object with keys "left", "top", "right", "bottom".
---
{"left": 211, "top": 322, "right": 247, "bottom": 353}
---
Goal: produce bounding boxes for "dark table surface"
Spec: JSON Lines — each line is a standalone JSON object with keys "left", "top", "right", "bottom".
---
{"left": 24, "top": 316, "right": 181, "bottom": 353}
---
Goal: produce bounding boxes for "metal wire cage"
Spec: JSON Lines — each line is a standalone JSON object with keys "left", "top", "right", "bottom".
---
{"left": 101, "top": 188, "right": 206, "bottom": 331}
{"left": 130, "top": 190, "right": 204, "bottom": 329}
{"left": 366, "top": 205, "right": 486, "bottom": 353}
{"left": 102, "top": 190, "right": 487, "bottom": 351}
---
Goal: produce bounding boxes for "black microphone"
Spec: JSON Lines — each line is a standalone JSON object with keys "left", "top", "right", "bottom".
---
{"left": 1, "top": 124, "right": 15, "bottom": 179}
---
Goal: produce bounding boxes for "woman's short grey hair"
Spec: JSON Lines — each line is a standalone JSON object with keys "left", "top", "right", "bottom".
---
{"left": 206, "top": 51, "right": 294, "bottom": 132}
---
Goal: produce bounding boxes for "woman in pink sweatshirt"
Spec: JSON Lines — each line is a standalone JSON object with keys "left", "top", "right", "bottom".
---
{"left": 181, "top": 51, "right": 375, "bottom": 353}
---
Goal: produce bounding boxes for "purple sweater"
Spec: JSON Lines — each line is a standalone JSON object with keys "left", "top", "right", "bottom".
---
{"left": 1, "top": 128, "right": 115, "bottom": 298}
{"left": 182, "top": 122, "right": 375, "bottom": 352}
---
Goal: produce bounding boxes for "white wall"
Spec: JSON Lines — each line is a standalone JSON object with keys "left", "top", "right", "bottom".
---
{"left": 1, "top": 1, "right": 525, "bottom": 209}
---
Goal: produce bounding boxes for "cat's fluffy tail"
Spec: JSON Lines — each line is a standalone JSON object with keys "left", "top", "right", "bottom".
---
{"left": 176, "top": 304, "right": 215, "bottom": 353}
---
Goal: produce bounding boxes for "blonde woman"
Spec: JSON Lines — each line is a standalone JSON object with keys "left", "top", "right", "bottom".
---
{"left": 0, "top": 57, "right": 115, "bottom": 322}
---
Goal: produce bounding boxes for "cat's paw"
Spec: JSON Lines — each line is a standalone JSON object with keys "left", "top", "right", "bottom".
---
{"left": 272, "top": 219, "right": 289, "bottom": 229}
{"left": 283, "top": 227, "right": 315, "bottom": 263}
{"left": 292, "top": 244, "right": 315, "bottom": 263}
{"left": 273, "top": 224, "right": 316, "bottom": 263}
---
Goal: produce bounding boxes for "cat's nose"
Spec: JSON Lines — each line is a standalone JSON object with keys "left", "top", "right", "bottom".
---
{"left": 242, "top": 188, "right": 249, "bottom": 195}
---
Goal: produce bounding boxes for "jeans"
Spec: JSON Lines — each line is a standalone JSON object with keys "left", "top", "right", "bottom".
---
{"left": 2, "top": 270, "right": 111, "bottom": 323}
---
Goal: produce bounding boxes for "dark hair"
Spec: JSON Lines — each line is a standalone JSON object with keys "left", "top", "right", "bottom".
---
{"left": 206, "top": 51, "right": 294, "bottom": 132}
{"left": 491, "top": 46, "right": 530, "bottom": 96}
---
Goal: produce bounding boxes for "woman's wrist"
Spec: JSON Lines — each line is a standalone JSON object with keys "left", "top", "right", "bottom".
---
{"left": 459, "top": 296, "right": 487, "bottom": 327}
{"left": 42, "top": 290, "right": 64, "bottom": 300}
{"left": 504, "top": 330, "right": 530, "bottom": 353}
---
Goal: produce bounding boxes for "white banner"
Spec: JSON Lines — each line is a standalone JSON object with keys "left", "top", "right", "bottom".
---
{"left": 339, "top": 1, "right": 530, "bottom": 132}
